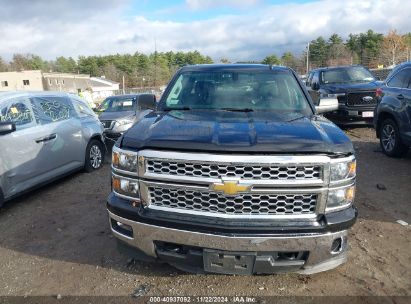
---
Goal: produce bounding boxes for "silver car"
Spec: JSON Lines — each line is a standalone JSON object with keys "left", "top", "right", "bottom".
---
{"left": 98, "top": 94, "right": 156, "bottom": 141}
{"left": 0, "top": 91, "right": 105, "bottom": 207}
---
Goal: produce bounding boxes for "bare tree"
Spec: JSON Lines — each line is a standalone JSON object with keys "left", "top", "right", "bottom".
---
{"left": 327, "top": 44, "right": 352, "bottom": 66}
{"left": 381, "top": 30, "right": 407, "bottom": 67}
{"left": 0, "top": 56, "right": 8, "bottom": 72}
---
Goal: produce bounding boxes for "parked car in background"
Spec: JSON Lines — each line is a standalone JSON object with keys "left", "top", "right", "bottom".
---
{"left": 0, "top": 91, "right": 105, "bottom": 208}
{"left": 98, "top": 94, "right": 156, "bottom": 142}
{"left": 306, "top": 65, "right": 382, "bottom": 125}
{"left": 374, "top": 62, "right": 411, "bottom": 157}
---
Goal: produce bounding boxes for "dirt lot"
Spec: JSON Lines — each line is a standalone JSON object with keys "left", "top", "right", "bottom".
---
{"left": 0, "top": 127, "right": 410, "bottom": 299}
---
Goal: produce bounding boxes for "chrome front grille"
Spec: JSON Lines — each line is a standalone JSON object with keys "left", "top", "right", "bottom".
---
{"left": 146, "top": 160, "right": 321, "bottom": 180}
{"left": 135, "top": 150, "right": 333, "bottom": 218}
{"left": 101, "top": 120, "right": 114, "bottom": 129}
{"left": 148, "top": 186, "right": 317, "bottom": 216}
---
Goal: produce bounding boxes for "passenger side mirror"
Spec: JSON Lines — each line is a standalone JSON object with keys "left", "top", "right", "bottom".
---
{"left": 315, "top": 97, "right": 338, "bottom": 114}
{"left": 311, "top": 82, "right": 320, "bottom": 91}
{"left": 138, "top": 94, "right": 157, "bottom": 111}
{"left": 0, "top": 122, "right": 16, "bottom": 135}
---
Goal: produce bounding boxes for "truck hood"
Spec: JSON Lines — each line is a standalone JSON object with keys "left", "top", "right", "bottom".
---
{"left": 322, "top": 81, "right": 382, "bottom": 93}
{"left": 121, "top": 110, "right": 354, "bottom": 154}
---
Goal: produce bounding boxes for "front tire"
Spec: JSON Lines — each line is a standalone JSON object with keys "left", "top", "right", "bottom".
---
{"left": 379, "top": 118, "right": 408, "bottom": 157}
{"left": 84, "top": 140, "right": 104, "bottom": 172}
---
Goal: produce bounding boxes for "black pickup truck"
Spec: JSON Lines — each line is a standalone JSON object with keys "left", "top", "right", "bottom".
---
{"left": 107, "top": 64, "right": 357, "bottom": 275}
{"left": 306, "top": 65, "right": 382, "bottom": 125}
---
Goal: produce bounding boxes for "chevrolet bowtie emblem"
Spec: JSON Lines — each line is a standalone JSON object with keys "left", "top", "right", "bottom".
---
{"left": 211, "top": 181, "right": 250, "bottom": 195}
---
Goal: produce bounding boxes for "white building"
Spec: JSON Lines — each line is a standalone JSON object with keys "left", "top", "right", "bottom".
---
{"left": 0, "top": 70, "right": 44, "bottom": 91}
{"left": 89, "top": 77, "right": 120, "bottom": 100}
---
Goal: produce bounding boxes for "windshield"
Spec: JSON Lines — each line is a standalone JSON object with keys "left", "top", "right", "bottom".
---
{"left": 98, "top": 96, "right": 137, "bottom": 112}
{"left": 162, "top": 70, "right": 312, "bottom": 116}
{"left": 320, "top": 67, "right": 376, "bottom": 84}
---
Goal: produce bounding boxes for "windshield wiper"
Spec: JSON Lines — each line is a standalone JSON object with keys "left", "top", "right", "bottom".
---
{"left": 219, "top": 108, "right": 254, "bottom": 112}
{"left": 163, "top": 106, "right": 192, "bottom": 111}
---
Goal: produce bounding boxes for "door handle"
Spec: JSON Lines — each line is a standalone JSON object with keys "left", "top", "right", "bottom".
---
{"left": 35, "top": 133, "right": 57, "bottom": 143}
{"left": 47, "top": 133, "right": 57, "bottom": 141}
{"left": 397, "top": 94, "right": 404, "bottom": 100}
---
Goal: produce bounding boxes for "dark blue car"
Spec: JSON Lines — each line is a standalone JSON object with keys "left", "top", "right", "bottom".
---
{"left": 374, "top": 62, "right": 411, "bottom": 157}
{"left": 306, "top": 65, "right": 382, "bottom": 125}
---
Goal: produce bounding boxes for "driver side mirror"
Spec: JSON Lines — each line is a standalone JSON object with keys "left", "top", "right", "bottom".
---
{"left": 315, "top": 97, "right": 338, "bottom": 114}
{"left": 311, "top": 82, "right": 320, "bottom": 91}
{"left": 0, "top": 122, "right": 16, "bottom": 136}
{"left": 138, "top": 94, "right": 157, "bottom": 111}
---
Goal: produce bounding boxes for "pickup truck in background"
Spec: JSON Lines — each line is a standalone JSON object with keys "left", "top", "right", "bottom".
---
{"left": 306, "top": 65, "right": 382, "bottom": 125}
{"left": 107, "top": 64, "right": 357, "bottom": 275}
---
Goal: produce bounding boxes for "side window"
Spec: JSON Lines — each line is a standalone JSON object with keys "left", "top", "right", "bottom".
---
{"left": 306, "top": 72, "right": 313, "bottom": 87}
{"left": 0, "top": 98, "right": 36, "bottom": 130}
{"left": 33, "top": 96, "right": 74, "bottom": 123}
{"left": 387, "top": 69, "right": 410, "bottom": 88}
{"left": 166, "top": 75, "right": 183, "bottom": 105}
{"left": 71, "top": 97, "right": 96, "bottom": 118}
{"left": 312, "top": 72, "right": 319, "bottom": 87}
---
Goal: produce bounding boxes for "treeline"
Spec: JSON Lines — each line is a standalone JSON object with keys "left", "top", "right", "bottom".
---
{"left": 0, "top": 51, "right": 213, "bottom": 88}
{"left": 261, "top": 30, "right": 411, "bottom": 74}
{"left": 1, "top": 29, "right": 410, "bottom": 86}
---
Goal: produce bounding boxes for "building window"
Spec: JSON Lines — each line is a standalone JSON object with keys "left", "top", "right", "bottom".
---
{"left": 1, "top": 81, "right": 8, "bottom": 87}
{"left": 56, "top": 79, "right": 59, "bottom": 85}
{"left": 49, "top": 79, "right": 52, "bottom": 85}
{"left": 62, "top": 79, "right": 65, "bottom": 85}
{"left": 23, "top": 80, "right": 30, "bottom": 86}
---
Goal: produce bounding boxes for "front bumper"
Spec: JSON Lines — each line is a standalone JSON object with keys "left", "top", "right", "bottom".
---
{"left": 108, "top": 208, "right": 353, "bottom": 274}
{"left": 326, "top": 106, "right": 375, "bottom": 125}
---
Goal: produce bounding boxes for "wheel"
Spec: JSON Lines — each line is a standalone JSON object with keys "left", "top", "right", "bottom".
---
{"left": 84, "top": 139, "right": 104, "bottom": 172}
{"left": 379, "top": 118, "right": 408, "bottom": 157}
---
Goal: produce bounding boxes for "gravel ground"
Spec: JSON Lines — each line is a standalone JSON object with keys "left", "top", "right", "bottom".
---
{"left": 0, "top": 127, "right": 410, "bottom": 300}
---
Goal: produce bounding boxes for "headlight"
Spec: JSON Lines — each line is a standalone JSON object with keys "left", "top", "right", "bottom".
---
{"left": 112, "top": 146, "right": 138, "bottom": 173}
{"left": 112, "top": 175, "right": 139, "bottom": 199}
{"left": 326, "top": 185, "right": 355, "bottom": 212}
{"left": 330, "top": 159, "right": 356, "bottom": 182}
{"left": 321, "top": 93, "right": 346, "bottom": 98}
{"left": 116, "top": 118, "right": 133, "bottom": 126}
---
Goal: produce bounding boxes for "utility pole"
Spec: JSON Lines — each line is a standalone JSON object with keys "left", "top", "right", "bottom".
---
{"left": 306, "top": 42, "right": 310, "bottom": 75}
{"left": 154, "top": 38, "right": 157, "bottom": 90}
{"left": 122, "top": 75, "right": 125, "bottom": 94}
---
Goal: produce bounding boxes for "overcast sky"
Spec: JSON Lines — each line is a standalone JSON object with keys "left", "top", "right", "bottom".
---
{"left": 0, "top": 0, "right": 410, "bottom": 62}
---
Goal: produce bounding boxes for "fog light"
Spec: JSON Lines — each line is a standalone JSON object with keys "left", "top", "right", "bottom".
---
{"left": 111, "top": 219, "right": 133, "bottom": 238}
{"left": 331, "top": 237, "right": 343, "bottom": 254}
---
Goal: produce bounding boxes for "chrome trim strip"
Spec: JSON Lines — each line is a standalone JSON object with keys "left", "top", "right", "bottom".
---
{"left": 139, "top": 149, "right": 332, "bottom": 186}
{"left": 141, "top": 172, "right": 326, "bottom": 187}
{"left": 113, "top": 191, "right": 140, "bottom": 202}
{"left": 147, "top": 205, "right": 317, "bottom": 219}
{"left": 141, "top": 180, "right": 327, "bottom": 194}
{"left": 139, "top": 150, "right": 331, "bottom": 164}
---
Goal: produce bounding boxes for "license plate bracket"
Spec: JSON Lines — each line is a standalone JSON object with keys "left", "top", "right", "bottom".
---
{"left": 203, "top": 249, "right": 255, "bottom": 275}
